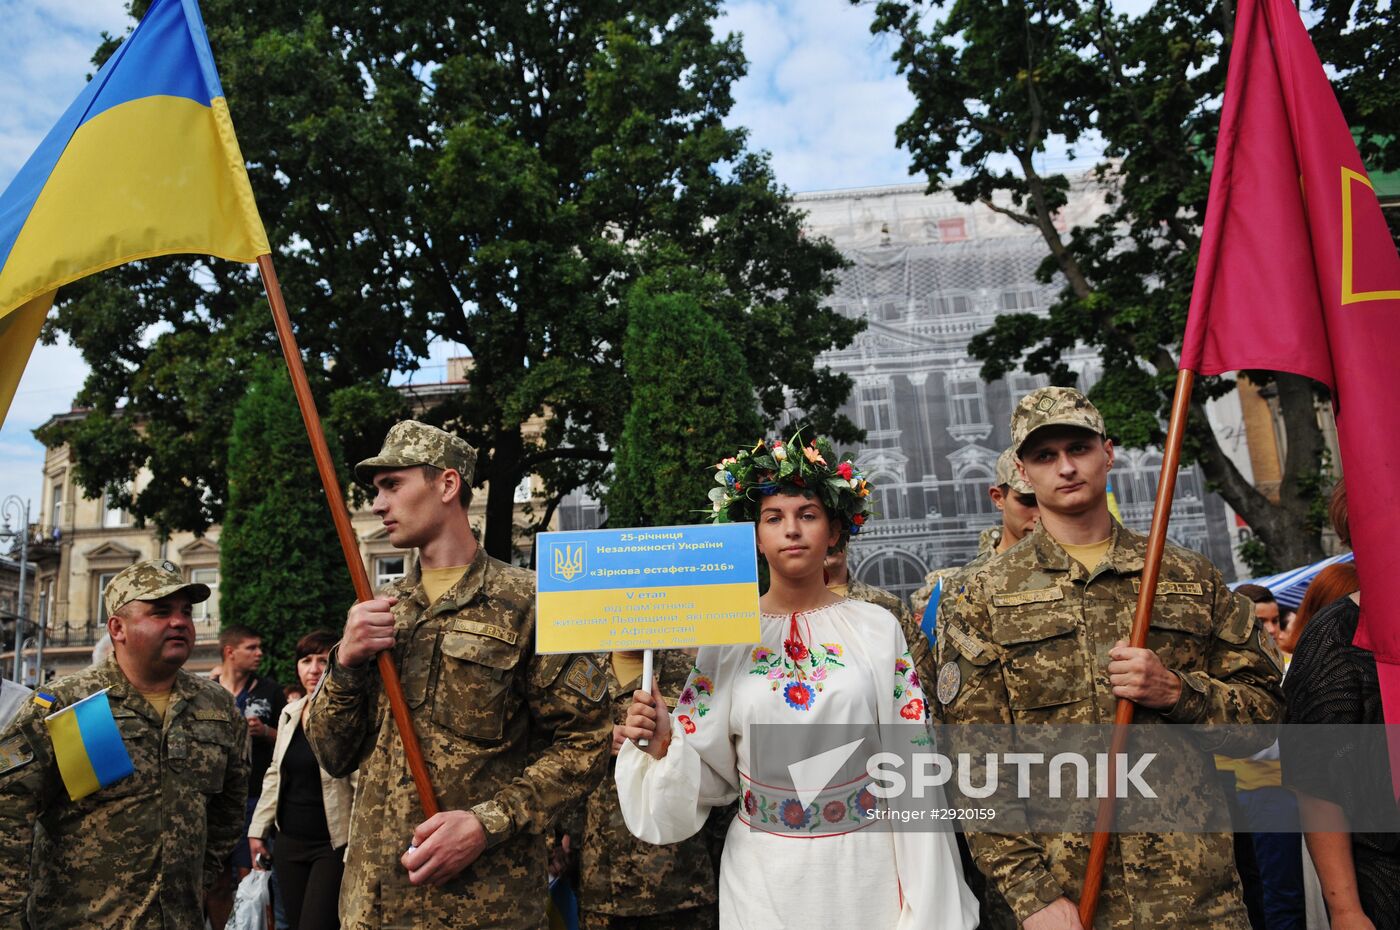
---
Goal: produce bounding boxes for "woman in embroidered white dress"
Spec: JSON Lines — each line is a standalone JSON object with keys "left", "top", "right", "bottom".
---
{"left": 616, "top": 434, "right": 978, "bottom": 929}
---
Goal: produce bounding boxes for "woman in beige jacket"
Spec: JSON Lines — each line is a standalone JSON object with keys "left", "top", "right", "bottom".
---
{"left": 249, "top": 630, "right": 356, "bottom": 930}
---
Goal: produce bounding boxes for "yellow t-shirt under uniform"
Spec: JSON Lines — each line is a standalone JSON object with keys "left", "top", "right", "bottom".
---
{"left": 421, "top": 565, "right": 470, "bottom": 604}
{"left": 1060, "top": 538, "right": 1112, "bottom": 572}
{"left": 612, "top": 653, "right": 645, "bottom": 688}
{"left": 138, "top": 689, "right": 172, "bottom": 722}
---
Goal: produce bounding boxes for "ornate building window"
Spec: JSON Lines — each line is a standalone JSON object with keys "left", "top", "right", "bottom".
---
{"left": 191, "top": 568, "right": 220, "bottom": 626}
{"left": 933, "top": 294, "right": 972, "bottom": 316}
{"left": 1000, "top": 288, "right": 1038, "bottom": 311}
{"left": 103, "top": 486, "right": 130, "bottom": 528}
{"left": 955, "top": 467, "right": 998, "bottom": 516}
{"left": 946, "top": 377, "right": 991, "bottom": 442}
{"left": 854, "top": 551, "right": 928, "bottom": 604}
{"left": 375, "top": 556, "right": 406, "bottom": 588}
{"left": 859, "top": 381, "right": 895, "bottom": 433}
{"left": 872, "top": 478, "right": 905, "bottom": 521}
{"left": 50, "top": 481, "right": 64, "bottom": 533}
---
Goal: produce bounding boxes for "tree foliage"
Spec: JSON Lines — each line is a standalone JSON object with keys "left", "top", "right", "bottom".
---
{"left": 220, "top": 359, "right": 353, "bottom": 685}
{"left": 605, "top": 268, "right": 764, "bottom": 528}
{"left": 867, "top": 0, "right": 1395, "bottom": 567}
{"left": 40, "top": 0, "right": 858, "bottom": 561}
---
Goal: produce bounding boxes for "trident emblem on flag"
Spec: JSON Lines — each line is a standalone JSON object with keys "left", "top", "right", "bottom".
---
{"left": 551, "top": 544, "right": 585, "bottom": 583}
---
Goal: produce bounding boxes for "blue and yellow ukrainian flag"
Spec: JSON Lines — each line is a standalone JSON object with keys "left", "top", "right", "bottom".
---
{"left": 1106, "top": 477, "right": 1123, "bottom": 523}
{"left": 43, "top": 689, "right": 134, "bottom": 801}
{"left": 0, "top": 0, "right": 269, "bottom": 426}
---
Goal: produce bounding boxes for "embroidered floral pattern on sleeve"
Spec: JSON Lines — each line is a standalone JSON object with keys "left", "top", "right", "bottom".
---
{"left": 750, "top": 641, "right": 846, "bottom": 712}
{"left": 674, "top": 667, "right": 716, "bottom": 729}
{"left": 894, "top": 651, "right": 927, "bottom": 723}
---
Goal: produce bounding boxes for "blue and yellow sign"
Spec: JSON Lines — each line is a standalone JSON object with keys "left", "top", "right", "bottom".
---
{"left": 535, "top": 523, "right": 761, "bottom": 654}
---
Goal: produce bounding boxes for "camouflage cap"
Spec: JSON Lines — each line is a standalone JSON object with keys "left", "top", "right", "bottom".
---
{"left": 104, "top": 559, "right": 211, "bottom": 617}
{"left": 354, "top": 419, "right": 478, "bottom": 486}
{"left": 1011, "top": 386, "right": 1106, "bottom": 453}
{"left": 995, "top": 447, "right": 1035, "bottom": 495}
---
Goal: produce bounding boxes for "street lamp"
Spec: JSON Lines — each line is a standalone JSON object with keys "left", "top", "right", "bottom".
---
{"left": 1, "top": 497, "right": 32, "bottom": 684}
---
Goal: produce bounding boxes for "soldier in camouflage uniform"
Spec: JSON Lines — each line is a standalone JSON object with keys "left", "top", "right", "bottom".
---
{"left": 936, "top": 388, "right": 1285, "bottom": 929}
{"left": 908, "top": 447, "right": 1040, "bottom": 693}
{"left": 306, "top": 420, "right": 610, "bottom": 930}
{"left": 570, "top": 649, "right": 721, "bottom": 930}
{"left": 0, "top": 560, "right": 249, "bottom": 929}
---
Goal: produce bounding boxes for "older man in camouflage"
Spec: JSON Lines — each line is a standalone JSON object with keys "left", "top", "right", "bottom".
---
{"left": 307, "top": 420, "right": 610, "bottom": 930}
{"left": 936, "top": 388, "right": 1284, "bottom": 929}
{"left": 0, "top": 560, "right": 248, "bottom": 929}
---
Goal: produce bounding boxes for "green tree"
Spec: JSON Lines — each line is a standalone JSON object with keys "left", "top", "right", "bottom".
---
{"left": 40, "top": 0, "right": 858, "bottom": 561}
{"left": 220, "top": 359, "right": 353, "bottom": 686}
{"left": 605, "top": 269, "right": 764, "bottom": 528}
{"left": 866, "top": 0, "right": 1394, "bottom": 568}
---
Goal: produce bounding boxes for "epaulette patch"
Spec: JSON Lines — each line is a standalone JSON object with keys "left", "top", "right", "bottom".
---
{"left": 0, "top": 734, "right": 33, "bottom": 777}
{"left": 451, "top": 619, "right": 519, "bottom": 645}
{"left": 1132, "top": 580, "right": 1205, "bottom": 596}
{"left": 992, "top": 587, "right": 1064, "bottom": 608}
{"left": 564, "top": 655, "right": 608, "bottom": 703}
{"left": 944, "top": 624, "right": 985, "bottom": 659}
{"left": 32, "top": 692, "right": 55, "bottom": 711}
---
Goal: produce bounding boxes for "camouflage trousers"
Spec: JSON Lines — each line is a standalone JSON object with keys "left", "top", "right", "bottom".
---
{"left": 580, "top": 904, "right": 719, "bottom": 930}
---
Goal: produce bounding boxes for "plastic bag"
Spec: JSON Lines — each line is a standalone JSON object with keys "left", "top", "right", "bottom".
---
{"left": 228, "top": 868, "right": 272, "bottom": 930}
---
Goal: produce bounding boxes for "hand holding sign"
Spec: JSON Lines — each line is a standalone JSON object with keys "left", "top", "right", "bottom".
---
{"left": 621, "top": 675, "right": 671, "bottom": 760}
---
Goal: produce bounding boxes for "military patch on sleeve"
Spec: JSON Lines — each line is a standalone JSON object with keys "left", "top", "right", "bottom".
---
{"left": 991, "top": 586, "right": 1065, "bottom": 608}
{"left": 0, "top": 734, "right": 34, "bottom": 777}
{"left": 1132, "top": 580, "right": 1205, "bottom": 596}
{"left": 563, "top": 655, "right": 608, "bottom": 703}
{"left": 936, "top": 662, "right": 962, "bottom": 705}
{"left": 945, "top": 624, "right": 985, "bottom": 660}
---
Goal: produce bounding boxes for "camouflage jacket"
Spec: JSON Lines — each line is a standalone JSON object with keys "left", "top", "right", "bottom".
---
{"left": 306, "top": 550, "right": 610, "bottom": 930}
{"left": 910, "top": 526, "right": 1002, "bottom": 620}
{"left": 574, "top": 651, "right": 722, "bottom": 917}
{"left": 936, "top": 522, "right": 1284, "bottom": 928}
{"left": 0, "top": 656, "right": 248, "bottom": 930}
{"left": 905, "top": 527, "right": 1002, "bottom": 695}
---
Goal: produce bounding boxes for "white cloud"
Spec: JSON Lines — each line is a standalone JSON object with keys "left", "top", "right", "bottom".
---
{"left": 718, "top": 0, "right": 917, "bottom": 193}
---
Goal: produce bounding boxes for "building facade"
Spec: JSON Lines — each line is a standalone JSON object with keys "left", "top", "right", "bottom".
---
{"left": 8, "top": 365, "right": 551, "bottom": 682}
{"left": 792, "top": 179, "right": 1237, "bottom": 602}
{"left": 559, "top": 177, "right": 1242, "bottom": 602}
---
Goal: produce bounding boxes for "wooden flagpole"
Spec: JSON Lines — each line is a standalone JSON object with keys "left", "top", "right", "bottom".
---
{"left": 256, "top": 254, "right": 440, "bottom": 818}
{"left": 1077, "top": 368, "right": 1195, "bottom": 926}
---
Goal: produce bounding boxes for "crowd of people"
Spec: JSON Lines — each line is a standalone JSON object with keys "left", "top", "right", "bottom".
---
{"left": 0, "top": 387, "right": 1396, "bottom": 930}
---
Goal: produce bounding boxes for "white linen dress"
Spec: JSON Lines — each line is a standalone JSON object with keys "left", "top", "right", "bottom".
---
{"left": 616, "top": 598, "right": 979, "bottom": 929}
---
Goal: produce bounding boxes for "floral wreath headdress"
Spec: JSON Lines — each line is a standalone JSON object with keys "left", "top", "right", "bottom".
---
{"left": 706, "top": 429, "right": 874, "bottom": 544}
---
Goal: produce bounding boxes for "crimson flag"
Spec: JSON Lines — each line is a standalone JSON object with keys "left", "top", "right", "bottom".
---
{"left": 1180, "top": 0, "right": 1400, "bottom": 758}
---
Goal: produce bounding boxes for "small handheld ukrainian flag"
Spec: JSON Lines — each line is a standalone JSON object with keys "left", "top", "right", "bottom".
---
{"left": 919, "top": 576, "right": 942, "bottom": 650}
{"left": 43, "top": 689, "right": 134, "bottom": 802}
{"left": 0, "top": 0, "right": 269, "bottom": 428}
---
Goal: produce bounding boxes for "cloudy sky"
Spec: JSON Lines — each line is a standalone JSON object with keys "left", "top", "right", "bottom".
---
{"left": 0, "top": 0, "right": 921, "bottom": 514}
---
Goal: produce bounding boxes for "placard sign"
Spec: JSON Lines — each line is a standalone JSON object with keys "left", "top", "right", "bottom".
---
{"left": 535, "top": 523, "right": 761, "bottom": 654}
